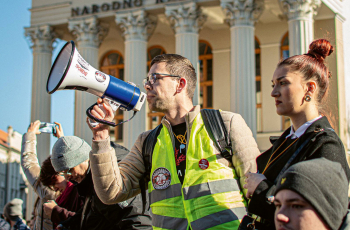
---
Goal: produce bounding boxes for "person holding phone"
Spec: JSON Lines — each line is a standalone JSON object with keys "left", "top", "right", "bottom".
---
{"left": 21, "top": 120, "right": 82, "bottom": 230}
{"left": 243, "top": 39, "right": 350, "bottom": 230}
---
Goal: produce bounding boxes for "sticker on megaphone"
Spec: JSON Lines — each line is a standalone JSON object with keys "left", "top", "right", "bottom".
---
{"left": 46, "top": 41, "right": 146, "bottom": 127}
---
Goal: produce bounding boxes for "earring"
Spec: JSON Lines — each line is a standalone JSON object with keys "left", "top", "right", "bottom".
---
{"left": 305, "top": 95, "right": 311, "bottom": 102}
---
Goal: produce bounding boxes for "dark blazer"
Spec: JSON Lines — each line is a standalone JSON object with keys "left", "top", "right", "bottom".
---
{"left": 248, "top": 116, "right": 350, "bottom": 229}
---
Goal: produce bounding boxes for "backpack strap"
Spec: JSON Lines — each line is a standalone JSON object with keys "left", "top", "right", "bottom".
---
{"left": 201, "top": 109, "right": 233, "bottom": 161}
{"left": 139, "top": 124, "right": 163, "bottom": 214}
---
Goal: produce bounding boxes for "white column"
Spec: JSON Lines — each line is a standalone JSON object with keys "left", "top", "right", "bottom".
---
{"left": 116, "top": 10, "right": 156, "bottom": 149}
{"left": 25, "top": 25, "right": 55, "bottom": 164}
{"left": 24, "top": 24, "right": 55, "bottom": 220}
{"left": 221, "top": 0, "right": 263, "bottom": 138}
{"left": 69, "top": 16, "right": 108, "bottom": 145}
{"left": 280, "top": 0, "right": 321, "bottom": 56}
{"left": 166, "top": 2, "right": 207, "bottom": 105}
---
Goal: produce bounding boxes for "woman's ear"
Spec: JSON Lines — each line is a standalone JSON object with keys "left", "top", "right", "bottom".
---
{"left": 306, "top": 81, "right": 317, "bottom": 95}
{"left": 176, "top": 78, "right": 187, "bottom": 93}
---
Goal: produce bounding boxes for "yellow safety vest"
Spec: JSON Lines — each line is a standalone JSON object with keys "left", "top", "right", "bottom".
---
{"left": 148, "top": 113, "right": 247, "bottom": 230}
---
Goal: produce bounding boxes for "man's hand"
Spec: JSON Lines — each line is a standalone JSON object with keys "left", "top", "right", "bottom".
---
{"left": 243, "top": 172, "right": 267, "bottom": 198}
{"left": 43, "top": 200, "right": 57, "bottom": 218}
{"left": 28, "top": 120, "right": 41, "bottom": 134}
{"left": 53, "top": 122, "right": 64, "bottom": 138}
{"left": 86, "top": 98, "right": 114, "bottom": 141}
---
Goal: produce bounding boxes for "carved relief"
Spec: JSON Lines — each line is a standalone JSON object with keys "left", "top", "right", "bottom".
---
{"left": 25, "top": 25, "right": 55, "bottom": 52}
{"left": 280, "top": 0, "right": 321, "bottom": 20}
{"left": 221, "top": 0, "right": 264, "bottom": 27}
{"left": 116, "top": 9, "right": 157, "bottom": 41}
{"left": 165, "top": 2, "right": 207, "bottom": 34}
{"left": 68, "top": 16, "right": 108, "bottom": 47}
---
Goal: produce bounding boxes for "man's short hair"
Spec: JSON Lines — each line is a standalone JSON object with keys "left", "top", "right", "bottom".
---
{"left": 150, "top": 54, "right": 197, "bottom": 99}
{"left": 275, "top": 158, "right": 348, "bottom": 230}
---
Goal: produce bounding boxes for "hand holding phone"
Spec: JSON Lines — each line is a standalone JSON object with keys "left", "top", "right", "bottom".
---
{"left": 39, "top": 122, "right": 58, "bottom": 134}
{"left": 28, "top": 120, "right": 41, "bottom": 134}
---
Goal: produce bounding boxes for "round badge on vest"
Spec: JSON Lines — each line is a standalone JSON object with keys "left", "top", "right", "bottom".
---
{"left": 152, "top": 167, "right": 171, "bottom": 190}
{"left": 199, "top": 159, "right": 209, "bottom": 170}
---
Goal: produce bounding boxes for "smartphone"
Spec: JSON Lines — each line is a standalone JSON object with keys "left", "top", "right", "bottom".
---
{"left": 39, "top": 122, "right": 57, "bottom": 134}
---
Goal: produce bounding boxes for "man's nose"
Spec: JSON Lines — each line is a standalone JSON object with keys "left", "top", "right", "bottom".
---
{"left": 275, "top": 209, "right": 289, "bottom": 223}
{"left": 144, "top": 82, "right": 152, "bottom": 91}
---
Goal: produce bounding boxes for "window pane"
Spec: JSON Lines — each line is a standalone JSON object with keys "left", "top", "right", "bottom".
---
{"left": 119, "top": 56, "right": 124, "bottom": 64}
{"left": 255, "top": 40, "right": 260, "bottom": 49}
{"left": 149, "top": 48, "right": 163, "bottom": 60}
{"left": 207, "top": 86, "right": 213, "bottom": 108}
{"left": 102, "top": 57, "right": 109, "bottom": 66}
{"left": 117, "top": 124, "right": 123, "bottom": 141}
{"left": 119, "top": 68, "right": 124, "bottom": 81}
{"left": 199, "top": 43, "right": 206, "bottom": 55}
{"left": 200, "top": 86, "right": 204, "bottom": 108}
{"left": 108, "top": 53, "right": 120, "bottom": 65}
{"left": 282, "top": 50, "right": 290, "bottom": 60}
{"left": 207, "top": 59, "right": 213, "bottom": 81}
{"left": 206, "top": 45, "right": 212, "bottom": 54}
{"left": 110, "top": 69, "right": 116, "bottom": 77}
{"left": 255, "top": 53, "right": 261, "bottom": 76}
{"left": 282, "top": 36, "right": 289, "bottom": 46}
{"left": 199, "top": 60, "right": 204, "bottom": 82}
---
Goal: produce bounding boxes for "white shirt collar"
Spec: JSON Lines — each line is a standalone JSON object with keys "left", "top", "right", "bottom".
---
{"left": 286, "top": 115, "right": 323, "bottom": 139}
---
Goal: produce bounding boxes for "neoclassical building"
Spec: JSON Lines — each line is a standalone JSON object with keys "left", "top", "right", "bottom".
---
{"left": 25, "top": 0, "right": 348, "bottom": 215}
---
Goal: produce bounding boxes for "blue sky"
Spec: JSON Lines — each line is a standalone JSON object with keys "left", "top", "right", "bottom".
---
{"left": 0, "top": 1, "right": 74, "bottom": 149}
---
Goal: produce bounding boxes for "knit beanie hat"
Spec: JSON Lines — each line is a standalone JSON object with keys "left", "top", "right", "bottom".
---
{"left": 275, "top": 158, "right": 348, "bottom": 230}
{"left": 51, "top": 136, "right": 91, "bottom": 172}
{"left": 3, "top": 198, "right": 23, "bottom": 221}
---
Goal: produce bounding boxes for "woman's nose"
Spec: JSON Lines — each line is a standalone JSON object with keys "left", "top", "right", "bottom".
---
{"left": 271, "top": 86, "right": 279, "bottom": 97}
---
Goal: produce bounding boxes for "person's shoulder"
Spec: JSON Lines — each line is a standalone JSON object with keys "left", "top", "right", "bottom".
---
{"left": 219, "top": 110, "right": 241, "bottom": 122}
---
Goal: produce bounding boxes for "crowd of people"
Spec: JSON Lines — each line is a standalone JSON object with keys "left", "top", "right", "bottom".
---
{"left": 1, "top": 38, "right": 349, "bottom": 230}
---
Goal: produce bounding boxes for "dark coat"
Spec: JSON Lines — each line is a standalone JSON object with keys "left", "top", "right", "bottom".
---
{"left": 248, "top": 116, "right": 350, "bottom": 229}
{"left": 59, "top": 143, "right": 152, "bottom": 230}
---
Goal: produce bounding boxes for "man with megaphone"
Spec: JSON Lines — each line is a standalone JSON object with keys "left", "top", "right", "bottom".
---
{"left": 87, "top": 54, "right": 261, "bottom": 230}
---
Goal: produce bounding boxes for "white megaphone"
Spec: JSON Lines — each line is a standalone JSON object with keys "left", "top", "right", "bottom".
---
{"left": 46, "top": 41, "right": 146, "bottom": 127}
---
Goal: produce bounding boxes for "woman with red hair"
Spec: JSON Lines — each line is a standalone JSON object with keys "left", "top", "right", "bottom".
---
{"left": 243, "top": 39, "right": 350, "bottom": 230}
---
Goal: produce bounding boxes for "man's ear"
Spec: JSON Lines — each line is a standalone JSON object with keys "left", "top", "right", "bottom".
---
{"left": 176, "top": 78, "right": 187, "bottom": 93}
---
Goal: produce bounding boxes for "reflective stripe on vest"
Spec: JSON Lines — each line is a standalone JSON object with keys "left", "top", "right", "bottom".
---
{"left": 148, "top": 113, "right": 247, "bottom": 230}
{"left": 152, "top": 212, "right": 188, "bottom": 230}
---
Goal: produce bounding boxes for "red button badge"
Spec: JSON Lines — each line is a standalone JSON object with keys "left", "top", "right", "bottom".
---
{"left": 199, "top": 159, "right": 209, "bottom": 170}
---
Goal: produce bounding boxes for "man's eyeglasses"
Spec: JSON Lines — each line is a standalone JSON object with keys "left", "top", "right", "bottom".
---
{"left": 58, "top": 168, "right": 73, "bottom": 177}
{"left": 143, "top": 73, "right": 180, "bottom": 87}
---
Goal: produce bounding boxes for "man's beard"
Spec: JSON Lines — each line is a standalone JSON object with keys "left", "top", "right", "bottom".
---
{"left": 149, "top": 96, "right": 174, "bottom": 112}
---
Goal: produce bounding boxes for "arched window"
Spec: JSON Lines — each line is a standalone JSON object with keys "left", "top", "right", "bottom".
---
{"left": 199, "top": 40, "right": 213, "bottom": 109}
{"left": 281, "top": 32, "right": 291, "bottom": 130}
{"left": 147, "top": 46, "right": 166, "bottom": 130}
{"left": 255, "top": 37, "right": 262, "bottom": 133}
{"left": 100, "top": 51, "right": 124, "bottom": 142}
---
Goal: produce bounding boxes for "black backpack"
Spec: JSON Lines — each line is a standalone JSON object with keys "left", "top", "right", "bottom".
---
{"left": 139, "top": 109, "right": 234, "bottom": 213}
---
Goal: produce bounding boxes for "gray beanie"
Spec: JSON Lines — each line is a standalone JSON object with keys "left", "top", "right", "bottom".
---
{"left": 3, "top": 198, "right": 23, "bottom": 221}
{"left": 51, "top": 136, "right": 91, "bottom": 172}
{"left": 275, "top": 158, "right": 348, "bottom": 230}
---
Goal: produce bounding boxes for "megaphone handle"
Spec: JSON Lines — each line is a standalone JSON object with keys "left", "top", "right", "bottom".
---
{"left": 86, "top": 103, "right": 118, "bottom": 127}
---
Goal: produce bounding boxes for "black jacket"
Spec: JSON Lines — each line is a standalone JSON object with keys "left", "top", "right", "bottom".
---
{"left": 59, "top": 143, "right": 152, "bottom": 230}
{"left": 248, "top": 116, "right": 350, "bottom": 229}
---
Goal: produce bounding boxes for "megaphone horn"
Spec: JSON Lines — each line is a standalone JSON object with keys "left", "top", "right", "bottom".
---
{"left": 46, "top": 41, "right": 146, "bottom": 127}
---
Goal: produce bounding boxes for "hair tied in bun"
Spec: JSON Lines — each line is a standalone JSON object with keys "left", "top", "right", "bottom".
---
{"left": 307, "top": 39, "right": 334, "bottom": 61}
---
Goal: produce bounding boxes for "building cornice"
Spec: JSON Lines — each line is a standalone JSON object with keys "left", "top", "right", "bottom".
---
{"left": 30, "top": 1, "right": 72, "bottom": 12}
{"left": 321, "top": 0, "right": 344, "bottom": 19}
